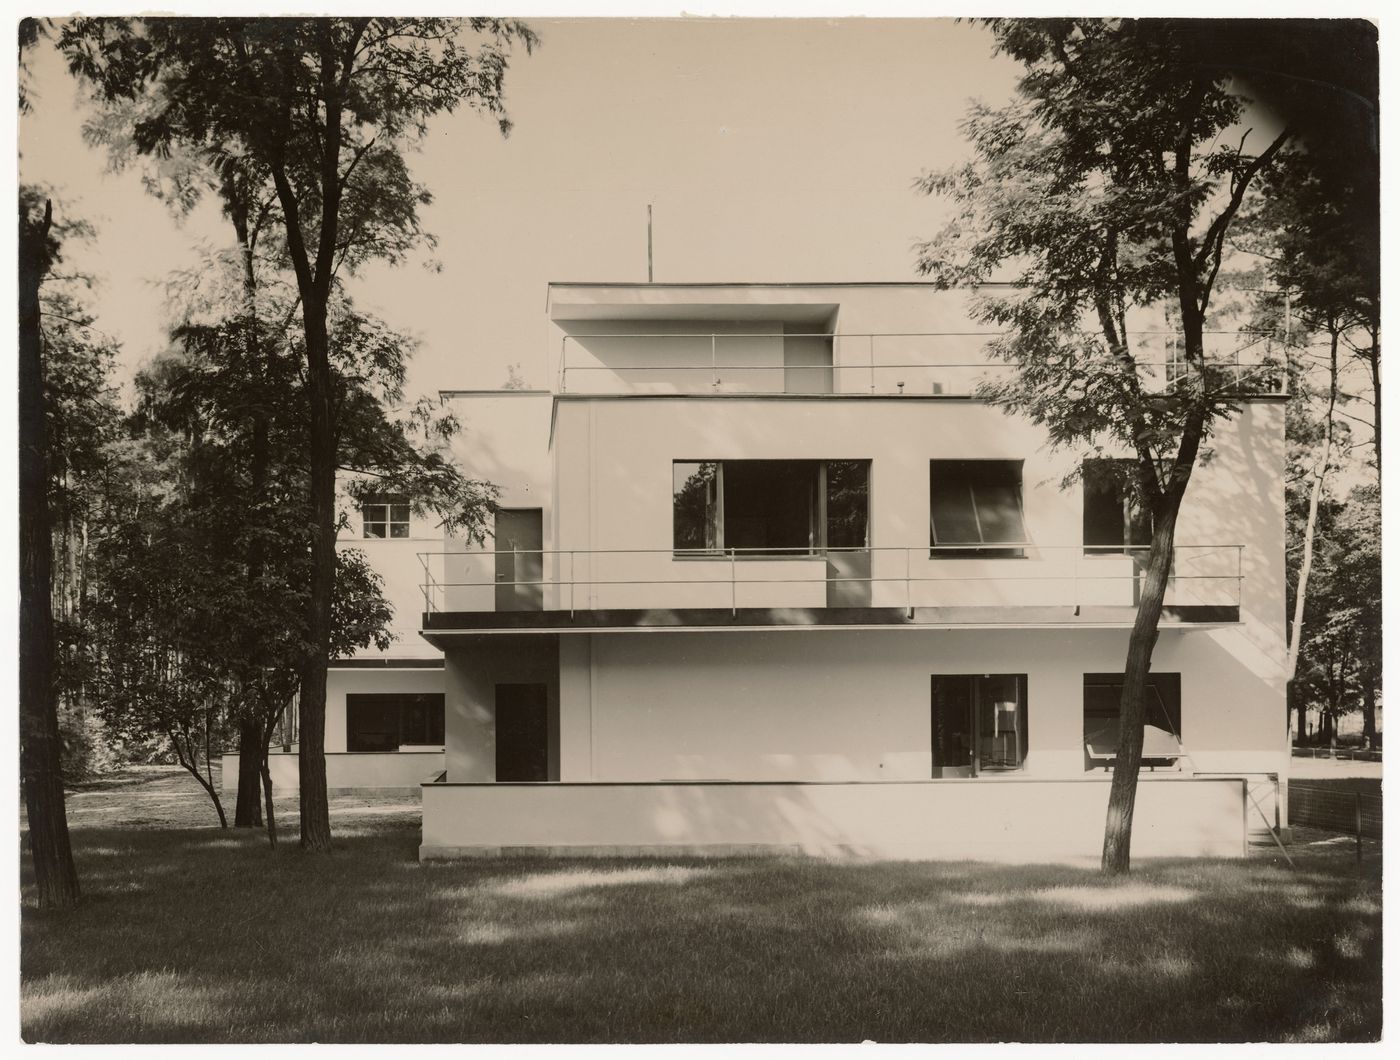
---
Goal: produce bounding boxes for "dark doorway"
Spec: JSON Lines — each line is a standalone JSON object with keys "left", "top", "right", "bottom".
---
{"left": 495, "top": 508, "right": 543, "bottom": 611}
{"left": 495, "top": 683, "right": 549, "bottom": 781}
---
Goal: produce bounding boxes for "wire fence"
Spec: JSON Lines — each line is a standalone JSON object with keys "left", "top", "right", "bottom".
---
{"left": 1292, "top": 746, "right": 1382, "bottom": 762}
{"left": 1289, "top": 784, "right": 1382, "bottom": 842}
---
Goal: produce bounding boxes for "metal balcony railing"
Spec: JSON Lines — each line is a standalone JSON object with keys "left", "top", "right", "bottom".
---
{"left": 555, "top": 331, "right": 1288, "bottom": 397}
{"left": 418, "top": 543, "right": 1245, "bottom": 621}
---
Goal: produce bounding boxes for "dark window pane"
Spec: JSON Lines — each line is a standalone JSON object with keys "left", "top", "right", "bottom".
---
{"left": 390, "top": 504, "right": 410, "bottom": 523}
{"left": 977, "top": 674, "right": 1026, "bottom": 771}
{"left": 825, "top": 460, "right": 869, "bottom": 549}
{"left": 931, "top": 676, "right": 974, "bottom": 776}
{"left": 346, "top": 696, "right": 400, "bottom": 752}
{"left": 930, "top": 484, "right": 981, "bottom": 544}
{"left": 973, "top": 484, "right": 1025, "bottom": 543}
{"left": 673, "top": 461, "right": 719, "bottom": 551}
{"left": 723, "top": 460, "right": 819, "bottom": 553}
{"left": 347, "top": 693, "right": 445, "bottom": 751}
{"left": 931, "top": 461, "right": 1024, "bottom": 550}
{"left": 390, "top": 522, "right": 410, "bottom": 539}
{"left": 363, "top": 522, "right": 386, "bottom": 539}
{"left": 932, "top": 674, "right": 1027, "bottom": 776}
{"left": 1083, "top": 460, "right": 1151, "bottom": 552}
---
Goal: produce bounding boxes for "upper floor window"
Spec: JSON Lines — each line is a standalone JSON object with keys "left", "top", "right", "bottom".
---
{"left": 1082, "top": 460, "right": 1152, "bottom": 555}
{"left": 362, "top": 496, "right": 410, "bottom": 539}
{"left": 929, "top": 460, "right": 1027, "bottom": 558}
{"left": 673, "top": 459, "right": 869, "bottom": 556}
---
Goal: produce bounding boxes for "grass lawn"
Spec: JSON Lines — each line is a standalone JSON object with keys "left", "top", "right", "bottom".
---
{"left": 22, "top": 767, "right": 1381, "bottom": 1043}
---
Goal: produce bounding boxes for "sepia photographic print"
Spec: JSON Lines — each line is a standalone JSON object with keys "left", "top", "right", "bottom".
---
{"left": 15, "top": 4, "right": 1382, "bottom": 1046}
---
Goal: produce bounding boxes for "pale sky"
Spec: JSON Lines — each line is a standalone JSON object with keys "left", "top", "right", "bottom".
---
{"left": 17, "top": 17, "right": 1020, "bottom": 398}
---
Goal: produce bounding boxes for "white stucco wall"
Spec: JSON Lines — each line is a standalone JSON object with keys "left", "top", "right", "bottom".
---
{"left": 432, "top": 391, "right": 555, "bottom": 614}
{"left": 420, "top": 775, "right": 1249, "bottom": 860}
{"left": 547, "top": 627, "right": 1285, "bottom": 783}
{"left": 443, "top": 635, "right": 560, "bottom": 782}
{"left": 222, "top": 750, "right": 443, "bottom": 794}
{"left": 549, "top": 395, "right": 1284, "bottom": 625}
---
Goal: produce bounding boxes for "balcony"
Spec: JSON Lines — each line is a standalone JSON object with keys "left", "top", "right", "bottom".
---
{"left": 555, "top": 330, "right": 1288, "bottom": 397}
{"left": 418, "top": 544, "right": 1244, "bottom": 634}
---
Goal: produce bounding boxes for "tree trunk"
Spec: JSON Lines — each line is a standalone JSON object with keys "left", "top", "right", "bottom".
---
{"left": 234, "top": 715, "right": 264, "bottom": 826}
{"left": 259, "top": 724, "right": 279, "bottom": 849}
{"left": 19, "top": 197, "right": 81, "bottom": 910}
{"left": 297, "top": 297, "right": 335, "bottom": 852}
{"left": 1101, "top": 492, "right": 1185, "bottom": 875}
{"left": 171, "top": 731, "right": 229, "bottom": 828}
{"left": 229, "top": 196, "right": 271, "bottom": 830}
{"left": 1360, "top": 681, "right": 1377, "bottom": 751}
{"left": 1285, "top": 327, "right": 1340, "bottom": 683}
{"left": 1367, "top": 329, "right": 1379, "bottom": 483}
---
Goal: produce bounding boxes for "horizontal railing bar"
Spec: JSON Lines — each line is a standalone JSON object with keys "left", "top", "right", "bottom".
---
{"left": 428, "top": 574, "right": 1241, "bottom": 589}
{"left": 560, "top": 331, "right": 1283, "bottom": 340}
{"left": 419, "top": 544, "right": 1242, "bottom": 559}
{"left": 559, "top": 361, "right": 1280, "bottom": 372}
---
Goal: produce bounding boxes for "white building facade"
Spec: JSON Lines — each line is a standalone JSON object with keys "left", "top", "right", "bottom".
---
{"left": 244, "top": 282, "right": 1291, "bottom": 860}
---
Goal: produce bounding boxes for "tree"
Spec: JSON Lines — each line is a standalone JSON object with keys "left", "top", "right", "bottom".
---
{"left": 63, "top": 17, "right": 535, "bottom": 849}
{"left": 42, "top": 292, "right": 124, "bottom": 781}
{"left": 19, "top": 185, "right": 83, "bottom": 909}
{"left": 918, "top": 19, "right": 1291, "bottom": 874}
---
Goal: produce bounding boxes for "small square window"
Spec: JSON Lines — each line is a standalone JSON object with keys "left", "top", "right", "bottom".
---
{"left": 362, "top": 497, "right": 410, "bottom": 539}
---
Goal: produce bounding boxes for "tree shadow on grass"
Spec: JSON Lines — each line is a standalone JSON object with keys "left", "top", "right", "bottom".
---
{"left": 20, "top": 813, "right": 1382, "bottom": 1044}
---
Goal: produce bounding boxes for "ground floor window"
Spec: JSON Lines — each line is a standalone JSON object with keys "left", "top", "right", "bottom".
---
{"left": 931, "top": 674, "right": 1028, "bottom": 777}
{"left": 346, "top": 693, "right": 445, "bottom": 752}
{"left": 1082, "top": 673, "right": 1182, "bottom": 770}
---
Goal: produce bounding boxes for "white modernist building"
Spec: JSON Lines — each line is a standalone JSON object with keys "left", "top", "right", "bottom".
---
{"left": 239, "top": 281, "right": 1292, "bottom": 861}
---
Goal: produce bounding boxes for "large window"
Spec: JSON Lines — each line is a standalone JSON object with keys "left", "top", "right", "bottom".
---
{"left": 673, "top": 460, "right": 869, "bottom": 555}
{"left": 362, "top": 496, "right": 410, "bottom": 539}
{"left": 1083, "top": 460, "right": 1152, "bottom": 554}
{"left": 931, "top": 674, "right": 1028, "bottom": 777}
{"left": 346, "top": 693, "right": 445, "bottom": 752}
{"left": 929, "top": 460, "right": 1027, "bottom": 557}
{"left": 1082, "top": 673, "right": 1182, "bottom": 770}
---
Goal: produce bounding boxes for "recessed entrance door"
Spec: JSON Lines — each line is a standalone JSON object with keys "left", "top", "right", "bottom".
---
{"left": 495, "top": 508, "right": 543, "bottom": 611}
{"left": 495, "top": 683, "right": 549, "bottom": 781}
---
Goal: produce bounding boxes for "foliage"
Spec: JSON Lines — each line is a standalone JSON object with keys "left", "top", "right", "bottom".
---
{"left": 917, "top": 18, "right": 1293, "bottom": 874}
{"left": 61, "top": 17, "right": 536, "bottom": 848}
{"left": 1291, "top": 483, "right": 1380, "bottom": 742}
{"left": 917, "top": 19, "right": 1288, "bottom": 485}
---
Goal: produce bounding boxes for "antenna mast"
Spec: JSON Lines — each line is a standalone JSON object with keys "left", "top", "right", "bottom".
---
{"left": 647, "top": 203, "right": 654, "bottom": 283}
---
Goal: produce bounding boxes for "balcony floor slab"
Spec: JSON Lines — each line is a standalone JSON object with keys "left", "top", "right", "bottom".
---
{"left": 420, "top": 603, "right": 1239, "bottom": 640}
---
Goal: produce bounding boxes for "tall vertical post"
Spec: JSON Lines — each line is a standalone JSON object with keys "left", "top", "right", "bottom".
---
{"left": 1355, "top": 791, "right": 1363, "bottom": 864}
{"left": 647, "top": 204, "right": 654, "bottom": 283}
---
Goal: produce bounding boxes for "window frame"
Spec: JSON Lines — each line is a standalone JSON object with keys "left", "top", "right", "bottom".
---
{"left": 361, "top": 496, "right": 411, "bottom": 539}
{"left": 930, "top": 673, "right": 1029, "bottom": 778}
{"left": 928, "top": 459, "right": 1029, "bottom": 559}
{"left": 345, "top": 693, "right": 445, "bottom": 753}
{"left": 1081, "top": 459, "right": 1152, "bottom": 556}
{"left": 672, "top": 458, "right": 871, "bottom": 559}
{"left": 1081, "top": 673, "right": 1182, "bottom": 772}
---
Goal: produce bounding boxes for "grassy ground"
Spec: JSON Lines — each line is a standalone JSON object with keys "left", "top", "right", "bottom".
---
{"left": 22, "top": 767, "right": 1381, "bottom": 1044}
